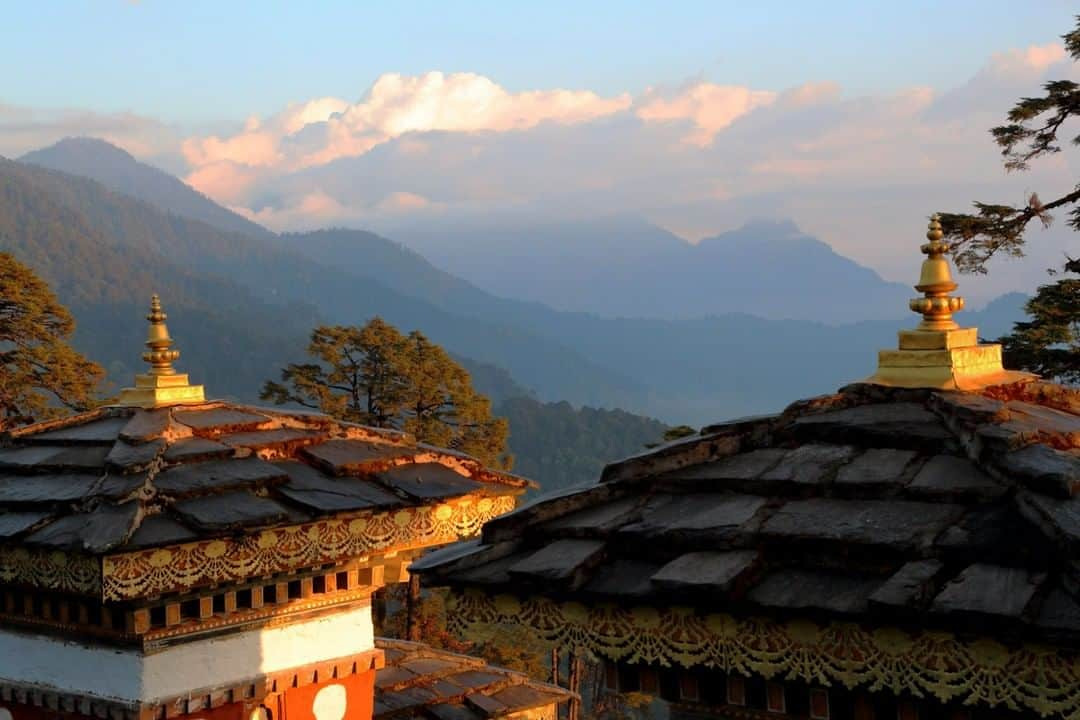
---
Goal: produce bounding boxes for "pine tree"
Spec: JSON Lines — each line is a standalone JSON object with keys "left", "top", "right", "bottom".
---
{"left": 260, "top": 319, "right": 410, "bottom": 426}
{"left": 1001, "top": 267, "right": 1079, "bottom": 383}
{"left": 939, "top": 16, "right": 1080, "bottom": 381}
{"left": 0, "top": 252, "right": 105, "bottom": 430}
{"left": 939, "top": 17, "right": 1080, "bottom": 272}
{"left": 400, "top": 331, "right": 510, "bottom": 468}
{"left": 262, "top": 318, "right": 510, "bottom": 467}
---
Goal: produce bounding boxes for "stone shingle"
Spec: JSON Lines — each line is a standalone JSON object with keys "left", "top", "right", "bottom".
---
{"left": 760, "top": 498, "right": 959, "bottom": 550}
{"left": 760, "top": 444, "right": 858, "bottom": 485}
{"left": 932, "top": 563, "right": 1042, "bottom": 619}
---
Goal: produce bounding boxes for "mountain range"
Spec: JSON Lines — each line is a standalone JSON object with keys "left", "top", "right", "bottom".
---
{"left": 386, "top": 215, "right": 914, "bottom": 323}
{"left": 15, "top": 138, "right": 1029, "bottom": 430}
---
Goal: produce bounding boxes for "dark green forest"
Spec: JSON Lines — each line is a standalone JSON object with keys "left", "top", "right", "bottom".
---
{"left": 499, "top": 397, "right": 668, "bottom": 491}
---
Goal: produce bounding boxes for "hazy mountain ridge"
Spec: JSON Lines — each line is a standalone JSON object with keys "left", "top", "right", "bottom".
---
{"left": 0, "top": 158, "right": 314, "bottom": 400}
{"left": 22, "top": 137, "right": 274, "bottom": 240}
{"left": 389, "top": 215, "right": 913, "bottom": 323}
{"left": 0, "top": 159, "right": 664, "bottom": 490}
{"left": 10, "top": 152, "right": 641, "bottom": 409}
{"left": 18, "top": 138, "right": 1030, "bottom": 427}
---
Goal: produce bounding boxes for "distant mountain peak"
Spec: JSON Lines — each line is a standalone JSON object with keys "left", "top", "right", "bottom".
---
{"left": 736, "top": 217, "right": 802, "bottom": 235}
{"left": 43, "top": 136, "right": 137, "bottom": 161}
{"left": 21, "top": 137, "right": 273, "bottom": 240}
{"left": 697, "top": 218, "right": 828, "bottom": 253}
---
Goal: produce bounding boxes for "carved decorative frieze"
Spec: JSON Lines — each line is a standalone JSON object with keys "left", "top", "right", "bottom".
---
{"left": 447, "top": 590, "right": 1080, "bottom": 720}
{"left": 0, "top": 495, "right": 513, "bottom": 601}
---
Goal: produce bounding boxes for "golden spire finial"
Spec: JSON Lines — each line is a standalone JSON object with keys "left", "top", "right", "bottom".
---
{"left": 909, "top": 214, "right": 964, "bottom": 331}
{"left": 116, "top": 294, "right": 205, "bottom": 408}
{"left": 142, "top": 294, "right": 181, "bottom": 376}
{"left": 864, "top": 214, "right": 1035, "bottom": 390}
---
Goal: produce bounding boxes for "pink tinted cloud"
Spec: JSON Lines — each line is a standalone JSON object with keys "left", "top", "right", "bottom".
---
{"left": 180, "top": 71, "right": 632, "bottom": 182}
{"left": 635, "top": 83, "right": 776, "bottom": 146}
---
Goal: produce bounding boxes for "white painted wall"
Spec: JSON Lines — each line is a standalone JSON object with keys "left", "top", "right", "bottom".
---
{"left": 0, "top": 605, "right": 374, "bottom": 703}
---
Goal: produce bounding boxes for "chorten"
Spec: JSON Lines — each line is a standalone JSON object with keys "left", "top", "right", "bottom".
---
{"left": 0, "top": 297, "right": 534, "bottom": 720}
{"left": 416, "top": 216, "right": 1080, "bottom": 720}
{"left": 867, "top": 215, "right": 1034, "bottom": 389}
{"left": 117, "top": 295, "right": 205, "bottom": 408}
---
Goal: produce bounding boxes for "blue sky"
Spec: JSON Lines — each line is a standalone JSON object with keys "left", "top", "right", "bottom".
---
{"left": 8, "top": 0, "right": 1076, "bottom": 126}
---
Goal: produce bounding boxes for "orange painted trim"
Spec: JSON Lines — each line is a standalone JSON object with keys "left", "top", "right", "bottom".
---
{"left": 0, "top": 649, "right": 383, "bottom": 720}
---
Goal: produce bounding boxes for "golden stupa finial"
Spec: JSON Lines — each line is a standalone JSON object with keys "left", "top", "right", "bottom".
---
{"left": 116, "top": 294, "right": 205, "bottom": 408}
{"left": 142, "top": 294, "right": 181, "bottom": 376}
{"left": 865, "top": 215, "right": 1034, "bottom": 390}
{"left": 909, "top": 214, "right": 964, "bottom": 331}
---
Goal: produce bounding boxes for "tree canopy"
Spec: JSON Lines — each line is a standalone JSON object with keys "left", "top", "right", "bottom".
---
{"left": 939, "top": 16, "right": 1079, "bottom": 384}
{"left": 261, "top": 317, "right": 510, "bottom": 468}
{"left": 1001, "top": 270, "right": 1080, "bottom": 383}
{"left": 939, "top": 16, "right": 1080, "bottom": 273}
{"left": 0, "top": 252, "right": 105, "bottom": 430}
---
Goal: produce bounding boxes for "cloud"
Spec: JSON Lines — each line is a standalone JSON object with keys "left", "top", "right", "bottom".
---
{"left": 216, "top": 42, "right": 1073, "bottom": 301}
{"left": 0, "top": 104, "right": 177, "bottom": 163}
{"left": 183, "top": 161, "right": 259, "bottom": 206}
{"left": 179, "top": 71, "right": 632, "bottom": 197}
{"left": 635, "top": 83, "right": 776, "bottom": 146}
{"left": 235, "top": 188, "right": 443, "bottom": 232}
{"left": 6, "top": 40, "right": 1076, "bottom": 302}
{"left": 989, "top": 42, "right": 1067, "bottom": 75}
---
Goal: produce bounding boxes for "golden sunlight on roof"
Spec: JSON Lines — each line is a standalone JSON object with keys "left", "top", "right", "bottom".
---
{"left": 116, "top": 295, "right": 206, "bottom": 408}
{"left": 867, "top": 215, "right": 1035, "bottom": 390}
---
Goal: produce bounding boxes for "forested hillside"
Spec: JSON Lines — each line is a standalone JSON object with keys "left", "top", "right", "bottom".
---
{"left": 22, "top": 137, "right": 273, "bottom": 239}
{"left": 18, "top": 138, "right": 1030, "bottom": 426}
{"left": 0, "top": 158, "right": 313, "bottom": 400}
{"left": 3, "top": 158, "right": 639, "bottom": 409}
{"left": 499, "top": 397, "right": 669, "bottom": 491}
{"left": 0, "top": 158, "right": 665, "bottom": 489}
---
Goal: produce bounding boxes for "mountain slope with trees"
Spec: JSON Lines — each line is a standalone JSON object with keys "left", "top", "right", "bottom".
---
{"left": 22, "top": 137, "right": 274, "bottom": 240}
{"left": 0, "top": 160, "right": 667, "bottom": 488}
{"left": 498, "top": 397, "right": 668, "bottom": 491}
{"left": 17, "top": 139, "right": 1030, "bottom": 425}
{"left": 0, "top": 158, "right": 315, "bottom": 401}
{"left": 3, "top": 157, "right": 640, "bottom": 409}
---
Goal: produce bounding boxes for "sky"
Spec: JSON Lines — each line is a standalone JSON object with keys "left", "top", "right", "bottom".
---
{"left": 7, "top": 1, "right": 1073, "bottom": 123}
{"left": 4, "top": 1, "right": 1079, "bottom": 301}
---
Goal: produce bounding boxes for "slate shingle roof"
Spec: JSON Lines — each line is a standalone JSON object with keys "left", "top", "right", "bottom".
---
{"left": 375, "top": 638, "right": 573, "bottom": 720}
{"left": 0, "top": 402, "right": 527, "bottom": 555}
{"left": 415, "top": 380, "right": 1080, "bottom": 647}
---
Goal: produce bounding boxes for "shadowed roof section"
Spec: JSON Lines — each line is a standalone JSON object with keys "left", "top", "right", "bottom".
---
{"left": 0, "top": 400, "right": 530, "bottom": 559}
{"left": 374, "top": 638, "right": 574, "bottom": 720}
{"left": 415, "top": 379, "right": 1080, "bottom": 647}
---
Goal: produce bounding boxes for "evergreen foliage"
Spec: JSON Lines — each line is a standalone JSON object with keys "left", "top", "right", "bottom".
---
{"left": 0, "top": 253, "right": 105, "bottom": 430}
{"left": 1001, "top": 270, "right": 1080, "bottom": 383}
{"left": 939, "top": 17, "right": 1080, "bottom": 272}
{"left": 498, "top": 397, "right": 668, "bottom": 491}
{"left": 939, "top": 16, "right": 1079, "bottom": 383}
{"left": 377, "top": 584, "right": 550, "bottom": 681}
{"left": 644, "top": 424, "right": 696, "bottom": 448}
{"left": 262, "top": 318, "right": 510, "bottom": 468}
